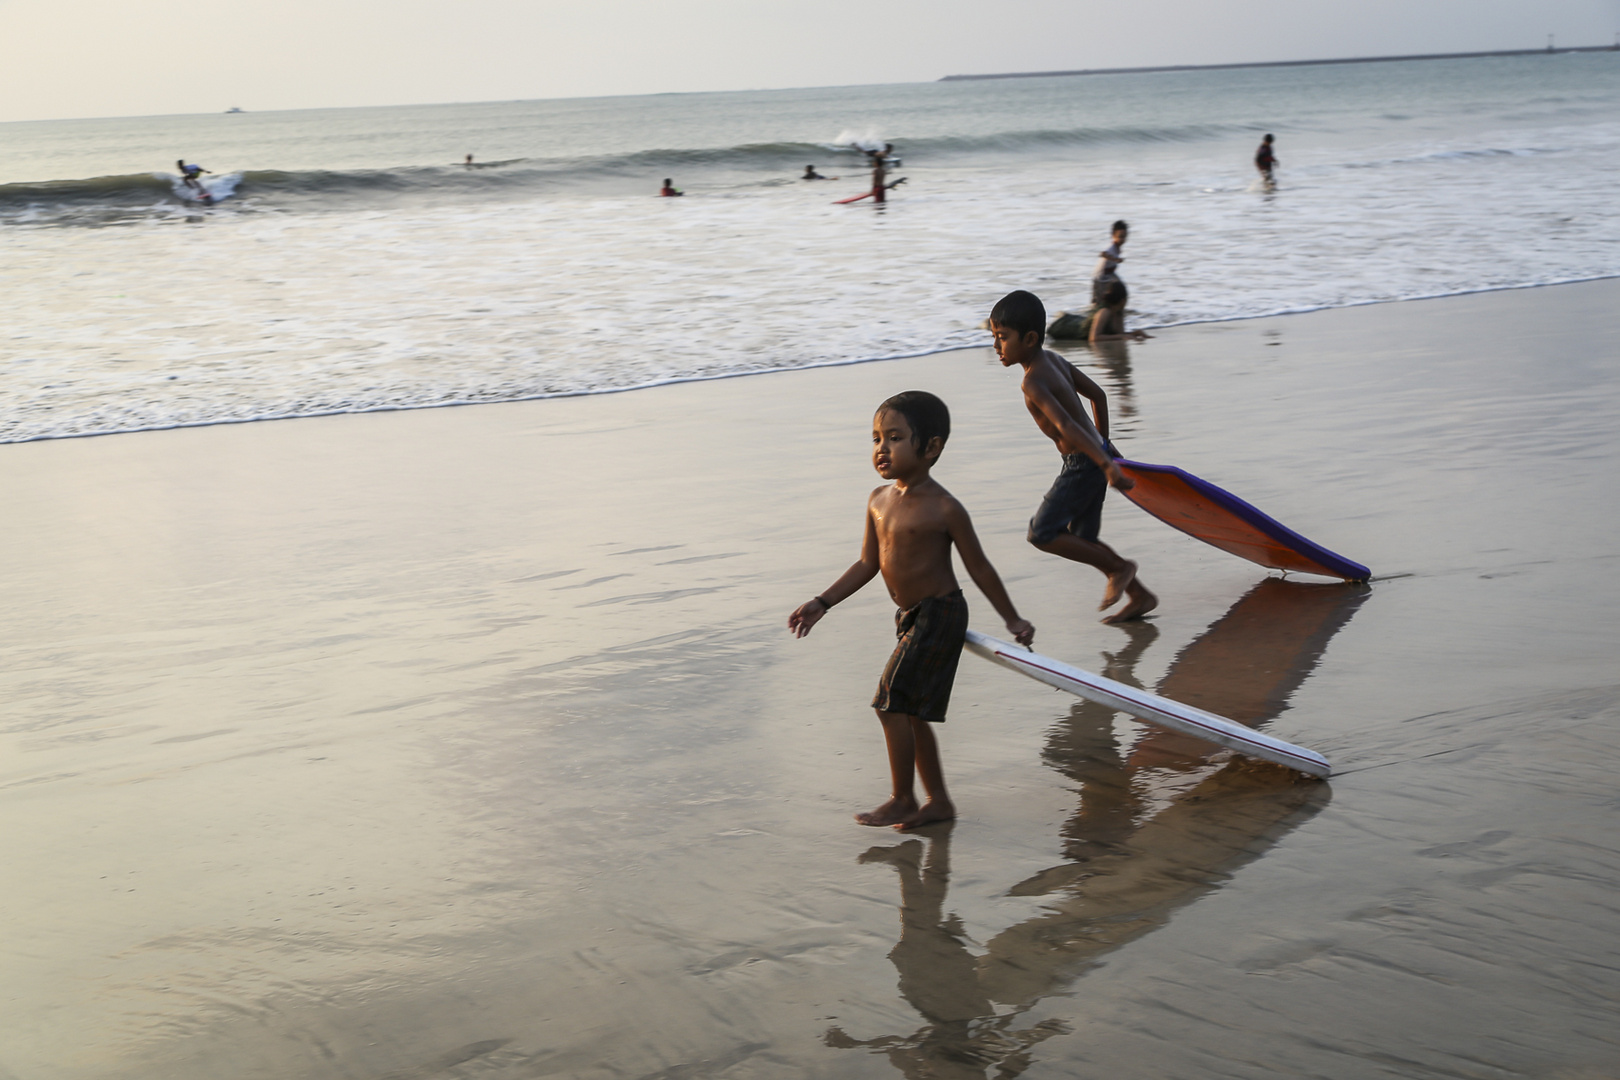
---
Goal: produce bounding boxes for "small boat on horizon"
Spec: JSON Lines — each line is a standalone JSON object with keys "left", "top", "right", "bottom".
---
{"left": 225, "top": 106, "right": 244, "bottom": 114}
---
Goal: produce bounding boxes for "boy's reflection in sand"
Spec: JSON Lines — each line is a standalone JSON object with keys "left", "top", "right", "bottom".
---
{"left": 828, "top": 579, "right": 1368, "bottom": 1077}
{"left": 827, "top": 829, "right": 1069, "bottom": 1078}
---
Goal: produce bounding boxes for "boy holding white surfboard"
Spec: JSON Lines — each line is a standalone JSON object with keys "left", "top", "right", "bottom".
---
{"left": 788, "top": 391, "right": 1034, "bottom": 831}
{"left": 990, "top": 290, "right": 1158, "bottom": 623}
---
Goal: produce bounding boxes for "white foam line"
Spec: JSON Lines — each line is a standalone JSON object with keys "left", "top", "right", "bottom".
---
{"left": 6, "top": 274, "right": 1616, "bottom": 446}
{"left": 1129, "top": 273, "right": 1620, "bottom": 332}
{"left": 0, "top": 343, "right": 973, "bottom": 445}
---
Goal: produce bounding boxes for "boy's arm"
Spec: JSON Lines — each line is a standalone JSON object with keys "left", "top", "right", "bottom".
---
{"left": 1062, "top": 357, "right": 1111, "bottom": 441}
{"left": 944, "top": 500, "right": 1034, "bottom": 646}
{"left": 787, "top": 501, "right": 882, "bottom": 638}
{"left": 1025, "top": 377, "right": 1133, "bottom": 490}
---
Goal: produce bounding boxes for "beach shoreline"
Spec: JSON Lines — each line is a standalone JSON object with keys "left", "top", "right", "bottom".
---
{"left": 2, "top": 278, "right": 1618, "bottom": 1079}
{"left": 6, "top": 274, "right": 1617, "bottom": 447}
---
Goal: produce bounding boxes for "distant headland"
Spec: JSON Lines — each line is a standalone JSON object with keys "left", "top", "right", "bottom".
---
{"left": 939, "top": 43, "right": 1620, "bottom": 82}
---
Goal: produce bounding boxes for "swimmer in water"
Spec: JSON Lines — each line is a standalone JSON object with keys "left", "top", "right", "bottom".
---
{"left": 660, "top": 178, "right": 683, "bottom": 197}
{"left": 803, "top": 165, "right": 828, "bottom": 180}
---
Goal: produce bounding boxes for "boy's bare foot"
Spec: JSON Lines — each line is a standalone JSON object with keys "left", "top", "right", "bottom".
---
{"left": 855, "top": 796, "right": 918, "bottom": 827}
{"left": 1101, "top": 584, "right": 1158, "bottom": 624}
{"left": 1100, "top": 559, "right": 1138, "bottom": 611}
{"left": 895, "top": 798, "right": 956, "bottom": 831}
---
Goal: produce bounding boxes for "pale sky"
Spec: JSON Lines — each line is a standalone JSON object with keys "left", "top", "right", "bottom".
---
{"left": 2, "top": 0, "right": 1616, "bottom": 123}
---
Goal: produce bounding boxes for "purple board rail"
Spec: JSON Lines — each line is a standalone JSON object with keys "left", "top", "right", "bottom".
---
{"left": 1116, "top": 458, "right": 1370, "bottom": 581}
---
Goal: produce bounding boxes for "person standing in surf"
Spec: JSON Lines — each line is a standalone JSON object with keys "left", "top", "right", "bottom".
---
{"left": 1091, "top": 220, "right": 1128, "bottom": 306}
{"left": 989, "top": 290, "right": 1158, "bottom": 623}
{"left": 868, "top": 145, "right": 889, "bottom": 203}
{"left": 788, "top": 391, "right": 1034, "bottom": 831}
{"left": 1255, "top": 134, "right": 1278, "bottom": 184}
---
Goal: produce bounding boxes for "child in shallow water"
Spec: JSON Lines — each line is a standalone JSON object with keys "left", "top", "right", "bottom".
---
{"left": 788, "top": 391, "right": 1034, "bottom": 831}
{"left": 1087, "top": 279, "right": 1152, "bottom": 343}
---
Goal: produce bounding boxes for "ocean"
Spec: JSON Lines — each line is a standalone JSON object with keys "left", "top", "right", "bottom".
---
{"left": 3, "top": 50, "right": 1618, "bottom": 444}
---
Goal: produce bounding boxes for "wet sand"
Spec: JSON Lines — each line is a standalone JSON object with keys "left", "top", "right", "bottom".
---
{"left": 2, "top": 280, "right": 1618, "bottom": 1079}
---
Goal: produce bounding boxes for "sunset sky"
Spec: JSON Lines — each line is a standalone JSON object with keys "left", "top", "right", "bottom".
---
{"left": 2, "top": 0, "right": 1616, "bottom": 122}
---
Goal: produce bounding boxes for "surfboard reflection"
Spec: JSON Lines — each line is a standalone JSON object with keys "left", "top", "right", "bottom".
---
{"left": 828, "top": 579, "right": 1367, "bottom": 1077}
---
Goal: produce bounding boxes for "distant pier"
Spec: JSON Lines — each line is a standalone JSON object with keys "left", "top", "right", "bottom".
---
{"left": 939, "top": 44, "right": 1620, "bottom": 83}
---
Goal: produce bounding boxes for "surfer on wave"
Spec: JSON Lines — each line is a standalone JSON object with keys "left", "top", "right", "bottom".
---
{"left": 175, "top": 159, "right": 211, "bottom": 197}
{"left": 789, "top": 391, "right": 1034, "bottom": 831}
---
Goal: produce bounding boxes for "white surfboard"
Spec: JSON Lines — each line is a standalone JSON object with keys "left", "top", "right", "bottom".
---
{"left": 963, "top": 629, "right": 1332, "bottom": 778}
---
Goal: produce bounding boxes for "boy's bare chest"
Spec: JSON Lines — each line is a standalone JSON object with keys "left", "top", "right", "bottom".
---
{"left": 872, "top": 499, "right": 948, "bottom": 547}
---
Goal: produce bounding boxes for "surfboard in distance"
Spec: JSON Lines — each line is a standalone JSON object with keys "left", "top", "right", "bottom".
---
{"left": 834, "top": 191, "right": 875, "bottom": 204}
{"left": 963, "top": 629, "right": 1333, "bottom": 778}
{"left": 1115, "top": 458, "right": 1370, "bottom": 581}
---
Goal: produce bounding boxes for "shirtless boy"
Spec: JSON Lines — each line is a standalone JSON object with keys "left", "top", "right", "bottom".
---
{"left": 990, "top": 290, "right": 1158, "bottom": 623}
{"left": 788, "top": 391, "right": 1034, "bottom": 830}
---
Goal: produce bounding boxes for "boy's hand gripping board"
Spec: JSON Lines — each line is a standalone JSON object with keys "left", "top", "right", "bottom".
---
{"left": 1114, "top": 457, "right": 1370, "bottom": 581}
{"left": 964, "top": 629, "right": 1332, "bottom": 778}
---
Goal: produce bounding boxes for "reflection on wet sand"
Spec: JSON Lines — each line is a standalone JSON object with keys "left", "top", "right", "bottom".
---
{"left": 1085, "top": 338, "right": 1138, "bottom": 421}
{"left": 832, "top": 579, "right": 1368, "bottom": 1077}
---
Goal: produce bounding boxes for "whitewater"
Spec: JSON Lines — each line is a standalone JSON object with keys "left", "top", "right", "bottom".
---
{"left": 2, "top": 51, "right": 1617, "bottom": 443}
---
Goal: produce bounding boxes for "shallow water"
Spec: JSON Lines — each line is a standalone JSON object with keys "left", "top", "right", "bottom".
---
{"left": 3, "top": 52, "right": 1618, "bottom": 442}
{"left": 1, "top": 280, "right": 1617, "bottom": 1078}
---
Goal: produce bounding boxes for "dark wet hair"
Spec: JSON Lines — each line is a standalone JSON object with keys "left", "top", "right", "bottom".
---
{"left": 1263, "top": 133, "right": 1274, "bottom": 141}
{"left": 877, "top": 391, "right": 951, "bottom": 457}
{"left": 1112, "top": 219, "right": 1129, "bottom": 233}
{"left": 1099, "top": 279, "right": 1129, "bottom": 307}
{"left": 989, "top": 289, "right": 1046, "bottom": 344}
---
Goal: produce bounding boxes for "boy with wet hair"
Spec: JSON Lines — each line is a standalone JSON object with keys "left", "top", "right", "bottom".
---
{"left": 989, "top": 290, "right": 1158, "bottom": 623}
{"left": 789, "top": 391, "right": 1034, "bottom": 830}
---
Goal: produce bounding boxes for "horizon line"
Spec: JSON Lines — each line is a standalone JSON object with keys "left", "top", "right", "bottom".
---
{"left": 940, "top": 43, "right": 1620, "bottom": 82}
